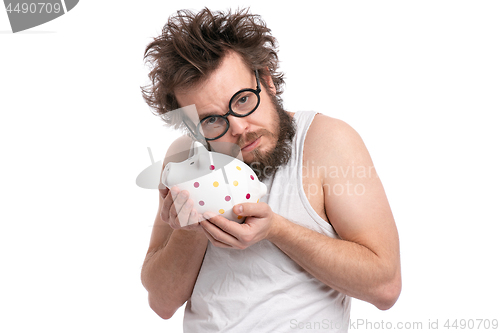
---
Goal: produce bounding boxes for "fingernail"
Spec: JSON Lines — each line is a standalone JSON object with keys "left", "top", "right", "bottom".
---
{"left": 235, "top": 205, "right": 243, "bottom": 214}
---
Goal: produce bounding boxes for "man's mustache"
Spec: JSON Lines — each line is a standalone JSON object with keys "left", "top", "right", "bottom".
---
{"left": 237, "top": 128, "right": 275, "bottom": 149}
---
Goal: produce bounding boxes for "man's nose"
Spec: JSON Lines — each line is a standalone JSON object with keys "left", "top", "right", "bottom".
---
{"left": 227, "top": 115, "right": 249, "bottom": 137}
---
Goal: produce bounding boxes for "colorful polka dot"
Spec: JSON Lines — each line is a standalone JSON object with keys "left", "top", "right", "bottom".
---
{"left": 209, "top": 165, "right": 215, "bottom": 170}
{"left": 213, "top": 181, "right": 219, "bottom": 187}
{"left": 233, "top": 181, "right": 239, "bottom": 186}
{"left": 237, "top": 216, "right": 243, "bottom": 219}
{"left": 246, "top": 193, "right": 251, "bottom": 199}
{"left": 219, "top": 209, "right": 225, "bottom": 214}
{"left": 225, "top": 196, "right": 231, "bottom": 201}
{"left": 193, "top": 182, "right": 199, "bottom": 188}
{"left": 236, "top": 166, "right": 241, "bottom": 171}
{"left": 250, "top": 175, "right": 254, "bottom": 180}
{"left": 199, "top": 201, "right": 205, "bottom": 206}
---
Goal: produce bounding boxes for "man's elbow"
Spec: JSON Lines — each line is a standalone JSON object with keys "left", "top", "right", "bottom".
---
{"left": 374, "top": 274, "right": 402, "bottom": 311}
{"left": 148, "top": 293, "right": 178, "bottom": 320}
{"left": 153, "top": 307, "right": 176, "bottom": 320}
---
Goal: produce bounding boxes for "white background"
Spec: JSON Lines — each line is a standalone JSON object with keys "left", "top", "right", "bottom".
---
{"left": 1, "top": 1, "right": 499, "bottom": 332}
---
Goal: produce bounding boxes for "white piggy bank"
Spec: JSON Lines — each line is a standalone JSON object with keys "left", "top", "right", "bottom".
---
{"left": 161, "top": 141, "right": 267, "bottom": 226}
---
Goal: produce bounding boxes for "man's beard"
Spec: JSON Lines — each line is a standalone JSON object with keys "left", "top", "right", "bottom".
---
{"left": 240, "top": 94, "right": 296, "bottom": 181}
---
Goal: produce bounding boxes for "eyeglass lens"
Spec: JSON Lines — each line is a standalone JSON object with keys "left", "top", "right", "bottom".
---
{"left": 230, "top": 90, "right": 259, "bottom": 114}
{"left": 200, "top": 90, "right": 259, "bottom": 139}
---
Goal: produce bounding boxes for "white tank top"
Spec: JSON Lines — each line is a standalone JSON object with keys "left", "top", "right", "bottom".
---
{"left": 183, "top": 111, "right": 351, "bottom": 333}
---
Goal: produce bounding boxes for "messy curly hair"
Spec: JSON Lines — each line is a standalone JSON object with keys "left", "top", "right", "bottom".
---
{"left": 141, "top": 7, "right": 285, "bottom": 129}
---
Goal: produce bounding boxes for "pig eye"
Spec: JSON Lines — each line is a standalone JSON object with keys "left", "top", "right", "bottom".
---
{"left": 190, "top": 162, "right": 194, "bottom": 165}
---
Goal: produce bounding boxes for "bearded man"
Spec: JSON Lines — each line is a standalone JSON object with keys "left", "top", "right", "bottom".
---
{"left": 140, "top": 8, "right": 401, "bottom": 333}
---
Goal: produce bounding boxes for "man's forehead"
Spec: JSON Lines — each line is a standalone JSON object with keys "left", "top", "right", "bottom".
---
{"left": 197, "top": 108, "right": 223, "bottom": 120}
{"left": 177, "top": 73, "right": 255, "bottom": 118}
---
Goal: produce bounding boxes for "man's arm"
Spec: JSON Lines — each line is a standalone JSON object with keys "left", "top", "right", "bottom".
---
{"left": 271, "top": 115, "right": 401, "bottom": 309}
{"left": 141, "top": 136, "right": 209, "bottom": 319}
{"left": 200, "top": 115, "right": 401, "bottom": 309}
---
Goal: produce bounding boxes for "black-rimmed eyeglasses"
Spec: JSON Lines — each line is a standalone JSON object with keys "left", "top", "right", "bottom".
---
{"left": 183, "top": 70, "right": 261, "bottom": 141}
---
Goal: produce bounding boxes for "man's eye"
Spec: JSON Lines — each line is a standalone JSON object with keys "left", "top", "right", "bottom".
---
{"left": 206, "top": 116, "right": 217, "bottom": 125}
{"left": 238, "top": 96, "right": 249, "bottom": 104}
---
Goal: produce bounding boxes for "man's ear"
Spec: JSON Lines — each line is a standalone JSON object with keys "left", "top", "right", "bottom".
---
{"left": 262, "top": 67, "right": 276, "bottom": 95}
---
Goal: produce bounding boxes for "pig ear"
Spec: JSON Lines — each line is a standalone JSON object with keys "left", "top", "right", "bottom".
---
{"left": 188, "top": 141, "right": 205, "bottom": 158}
{"left": 188, "top": 140, "right": 211, "bottom": 169}
{"left": 198, "top": 144, "right": 212, "bottom": 168}
{"left": 198, "top": 151, "right": 211, "bottom": 168}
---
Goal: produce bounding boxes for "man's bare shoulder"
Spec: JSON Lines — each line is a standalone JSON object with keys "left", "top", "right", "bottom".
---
{"left": 304, "top": 114, "right": 368, "bottom": 167}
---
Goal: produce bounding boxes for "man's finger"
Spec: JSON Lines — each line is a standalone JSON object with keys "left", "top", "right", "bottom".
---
{"left": 232, "top": 202, "right": 269, "bottom": 218}
{"left": 183, "top": 210, "right": 201, "bottom": 230}
{"left": 159, "top": 186, "right": 169, "bottom": 199}
{"left": 200, "top": 220, "right": 235, "bottom": 248}
{"left": 203, "top": 212, "right": 243, "bottom": 237}
{"left": 176, "top": 196, "right": 194, "bottom": 226}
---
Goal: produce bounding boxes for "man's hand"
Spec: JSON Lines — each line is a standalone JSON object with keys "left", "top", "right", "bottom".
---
{"left": 159, "top": 185, "right": 203, "bottom": 230}
{"left": 200, "top": 202, "right": 281, "bottom": 249}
